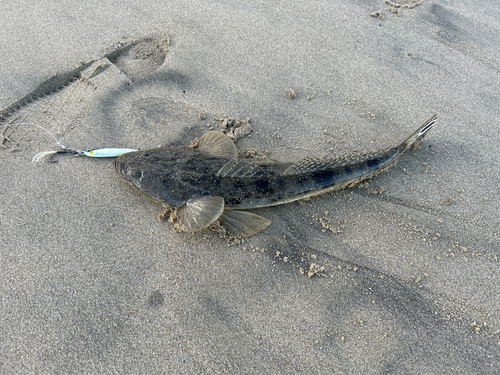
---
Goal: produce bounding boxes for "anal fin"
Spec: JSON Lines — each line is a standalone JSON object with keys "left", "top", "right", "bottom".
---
{"left": 169, "top": 196, "right": 224, "bottom": 232}
{"left": 219, "top": 210, "right": 271, "bottom": 237}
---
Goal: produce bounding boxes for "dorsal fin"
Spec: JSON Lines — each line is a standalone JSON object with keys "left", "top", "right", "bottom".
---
{"left": 282, "top": 115, "right": 437, "bottom": 177}
{"left": 218, "top": 160, "right": 272, "bottom": 178}
{"left": 197, "top": 131, "right": 238, "bottom": 160}
{"left": 281, "top": 147, "right": 396, "bottom": 176}
{"left": 282, "top": 155, "right": 345, "bottom": 176}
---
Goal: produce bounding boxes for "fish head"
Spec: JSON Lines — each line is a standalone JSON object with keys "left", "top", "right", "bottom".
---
{"left": 114, "top": 149, "right": 186, "bottom": 208}
{"left": 114, "top": 151, "right": 145, "bottom": 187}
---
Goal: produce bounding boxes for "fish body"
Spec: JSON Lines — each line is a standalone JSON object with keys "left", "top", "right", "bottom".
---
{"left": 115, "top": 114, "right": 437, "bottom": 236}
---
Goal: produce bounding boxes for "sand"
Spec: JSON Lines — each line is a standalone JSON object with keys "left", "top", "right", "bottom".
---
{"left": 1, "top": 1, "right": 499, "bottom": 373}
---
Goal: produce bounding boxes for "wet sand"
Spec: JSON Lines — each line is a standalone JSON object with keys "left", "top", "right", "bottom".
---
{"left": 1, "top": 1, "right": 499, "bottom": 373}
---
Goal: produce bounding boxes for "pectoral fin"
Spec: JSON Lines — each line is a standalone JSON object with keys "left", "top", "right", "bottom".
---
{"left": 219, "top": 210, "right": 271, "bottom": 237}
{"left": 169, "top": 196, "right": 225, "bottom": 232}
{"left": 197, "top": 131, "right": 238, "bottom": 160}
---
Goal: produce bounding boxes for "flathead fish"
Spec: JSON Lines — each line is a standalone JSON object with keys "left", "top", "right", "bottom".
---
{"left": 115, "top": 114, "right": 437, "bottom": 237}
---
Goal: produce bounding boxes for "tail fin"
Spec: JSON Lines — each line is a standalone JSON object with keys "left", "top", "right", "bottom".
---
{"left": 399, "top": 114, "right": 437, "bottom": 152}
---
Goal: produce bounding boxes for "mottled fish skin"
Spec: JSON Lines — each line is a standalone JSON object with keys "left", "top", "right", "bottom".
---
{"left": 115, "top": 115, "right": 437, "bottom": 213}
{"left": 115, "top": 146, "right": 286, "bottom": 209}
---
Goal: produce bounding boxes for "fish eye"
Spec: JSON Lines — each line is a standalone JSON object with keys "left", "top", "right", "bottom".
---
{"left": 131, "top": 170, "right": 142, "bottom": 179}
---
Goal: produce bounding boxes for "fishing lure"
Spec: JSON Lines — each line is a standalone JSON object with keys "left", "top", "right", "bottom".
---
{"left": 0, "top": 123, "right": 138, "bottom": 162}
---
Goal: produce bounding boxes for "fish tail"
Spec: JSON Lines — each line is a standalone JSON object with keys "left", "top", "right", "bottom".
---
{"left": 398, "top": 114, "right": 437, "bottom": 152}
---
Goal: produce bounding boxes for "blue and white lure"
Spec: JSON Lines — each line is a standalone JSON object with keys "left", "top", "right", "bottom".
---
{"left": 1, "top": 123, "right": 138, "bottom": 162}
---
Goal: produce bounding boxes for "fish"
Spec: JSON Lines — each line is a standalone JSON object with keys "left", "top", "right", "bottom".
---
{"left": 115, "top": 114, "right": 437, "bottom": 237}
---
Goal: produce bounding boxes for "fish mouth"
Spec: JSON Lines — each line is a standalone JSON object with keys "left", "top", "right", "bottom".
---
{"left": 114, "top": 157, "right": 125, "bottom": 176}
{"left": 114, "top": 157, "right": 142, "bottom": 189}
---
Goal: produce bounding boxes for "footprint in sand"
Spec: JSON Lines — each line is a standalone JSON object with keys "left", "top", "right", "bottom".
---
{"left": 104, "top": 35, "right": 171, "bottom": 82}
{"left": 0, "top": 34, "right": 214, "bottom": 154}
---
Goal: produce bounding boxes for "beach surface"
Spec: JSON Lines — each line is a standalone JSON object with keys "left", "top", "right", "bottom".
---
{"left": 1, "top": 1, "right": 499, "bottom": 373}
